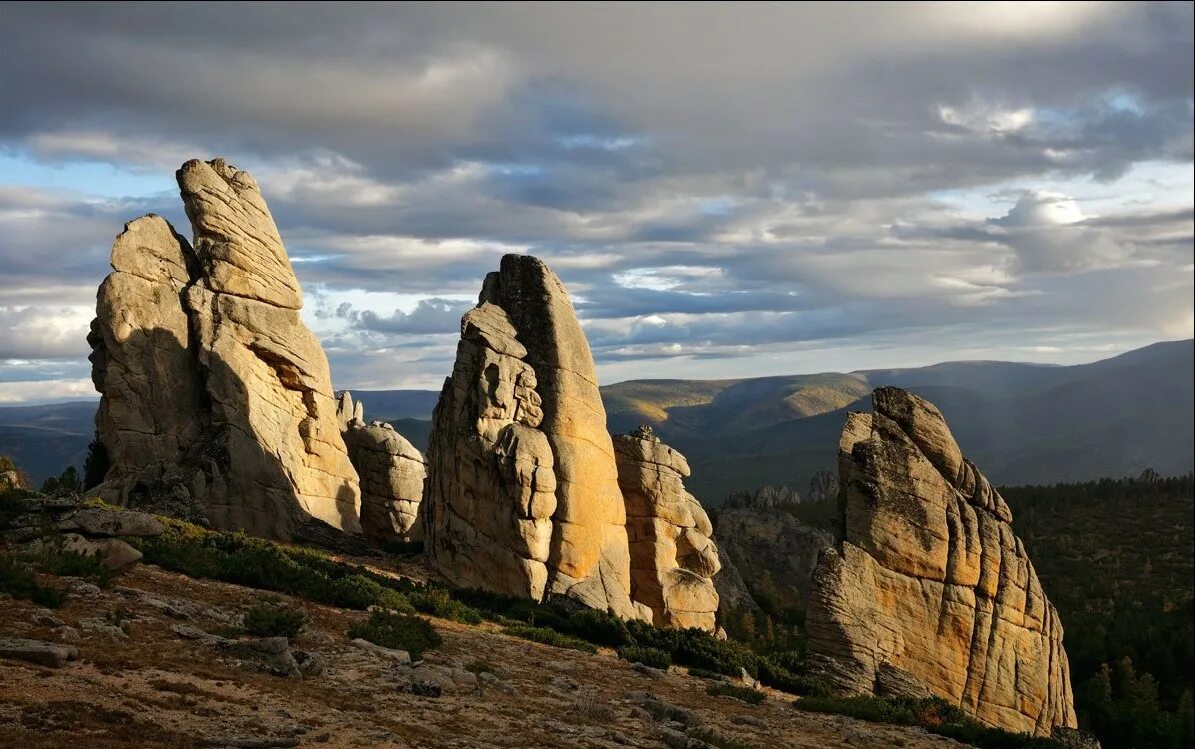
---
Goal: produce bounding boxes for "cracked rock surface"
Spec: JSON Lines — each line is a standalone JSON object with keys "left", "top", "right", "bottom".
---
{"left": 806, "top": 386, "right": 1077, "bottom": 736}
{"left": 426, "top": 255, "right": 640, "bottom": 618}
{"left": 88, "top": 158, "right": 361, "bottom": 541}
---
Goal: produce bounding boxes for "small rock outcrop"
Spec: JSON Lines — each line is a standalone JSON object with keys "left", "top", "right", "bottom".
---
{"left": 806, "top": 387, "right": 1076, "bottom": 736}
{"left": 336, "top": 392, "right": 426, "bottom": 545}
{"left": 723, "top": 485, "right": 801, "bottom": 510}
{"left": 425, "top": 254, "right": 639, "bottom": 618}
{"left": 807, "top": 470, "right": 839, "bottom": 503}
{"left": 87, "top": 159, "right": 361, "bottom": 541}
{"left": 4, "top": 497, "right": 164, "bottom": 571}
{"left": 614, "top": 426, "right": 720, "bottom": 630}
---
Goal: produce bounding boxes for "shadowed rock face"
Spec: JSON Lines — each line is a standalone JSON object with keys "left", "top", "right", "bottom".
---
{"left": 336, "top": 392, "right": 426, "bottom": 545}
{"left": 426, "top": 255, "right": 641, "bottom": 619}
{"left": 614, "top": 426, "right": 720, "bottom": 630}
{"left": 806, "top": 386, "right": 1076, "bottom": 736}
{"left": 88, "top": 158, "right": 361, "bottom": 541}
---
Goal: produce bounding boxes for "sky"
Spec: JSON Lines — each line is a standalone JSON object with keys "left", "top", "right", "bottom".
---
{"left": 0, "top": 2, "right": 1192, "bottom": 404}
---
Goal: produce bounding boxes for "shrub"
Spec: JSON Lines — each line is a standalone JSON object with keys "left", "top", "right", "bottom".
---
{"left": 687, "top": 666, "right": 726, "bottom": 681}
{"left": 0, "top": 553, "right": 65, "bottom": 608}
{"left": 501, "top": 624, "right": 598, "bottom": 654}
{"left": 629, "top": 620, "right": 758, "bottom": 677}
{"left": 18, "top": 538, "right": 112, "bottom": 587}
{"left": 564, "top": 607, "right": 634, "bottom": 648}
{"left": 617, "top": 645, "right": 672, "bottom": 669}
{"left": 757, "top": 655, "right": 831, "bottom": 696}
{"left": 348, "top": 610, "right": 442, "bottom": 659}
{"left": 407, "top": 585, "right": 483, "bottom": 624}
{"left": 707, "top": 682, "right": 765, "bottom": 705}
{"left": 132, "top": 517, "right": 415, "bottom": 613}
{"left": 242, "top": 601, "right": 308, "bottom": 638}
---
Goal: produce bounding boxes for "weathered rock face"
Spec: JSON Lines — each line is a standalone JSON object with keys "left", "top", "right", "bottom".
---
{"left": 806, "top": 387, "right": 1076, "bottom": 736}
{"left": 614, "top": 426, "right": 720, "bottom": 630}
{"left": 336, "top": 392, "right": 426, "bottom": 545}
{"left": 426, "top": 255, "right": 639, "bottom": 618}
{"left": 712, "top": 503, "right": 833, "bottom": 622}
{"left": 88, "top": 158, "right": 361, "bottom": 541}
{"left": 724, "top": 484, "right": 801, "bottom": 510}
{"left": 807, "top": 470, "right": 839, "bottom": 503}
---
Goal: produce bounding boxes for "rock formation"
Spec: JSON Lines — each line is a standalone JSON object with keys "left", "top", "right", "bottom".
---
{"left": 807, "top": 469, "right": 839, "bottom": 503}
{"left": 712, "top": 501, "right": 833, "bottom": 622}
{"left": 724, "top": 484, "right": 801, "bottom": 510}
{"left": 806, "top": 387, "right": 1076, "bottom": 736}
{"left": 88, "top": 158, "right": 361, "bottom": 541}
{"left": 336, "top": 392, "right": 426, "bottom": 545}
{"left": 425, "top": 254, "right": 640, "bottom": 619}
{"left": 614, "top": 425, "right": 721, "bottom": 630}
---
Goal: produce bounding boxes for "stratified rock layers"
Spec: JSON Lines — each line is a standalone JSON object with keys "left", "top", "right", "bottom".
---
{"left": 614, "top": 427, "right": 720, "bottom": 630}
{"left": 806, "top": 387, "right": 1076, "bottom": 736}
{"left": 89, "top": 159, "right": 361, "bottom": 540}
{"left": 337, "top": 392, "right": 426, "bottom": 545}
{"left": 426, "top": 255, "right": 638, "bottom": 618}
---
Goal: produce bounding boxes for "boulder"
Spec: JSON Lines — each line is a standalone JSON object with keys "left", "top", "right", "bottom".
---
{"left": 87, "top": 158, "right": 362, "bottom": 541}
{"left": 336, "top": 392, "right": 426, "bottom": 545}
{"left": 614, "top": 426, "right": 720, "bottom": 631}
{"left": 60, "top": 508, "right": 164, "bottom": 537}
{"left": 426, "top": 255, "right": 639, "bottom": 618}
{"left": 17, "top": 533, "right": 142, "bottom": 571}
{"left": 805, "top": 387, "right": 1076, "bottom": 736}
{"left": 0, "top": 637, "right": 78, "bottom": 668}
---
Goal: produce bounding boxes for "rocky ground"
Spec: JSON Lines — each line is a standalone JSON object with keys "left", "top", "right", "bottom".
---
{"left": 0, "top": 562, "right": 973, "bottom": 749}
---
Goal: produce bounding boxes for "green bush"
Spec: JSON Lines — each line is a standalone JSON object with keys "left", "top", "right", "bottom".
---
{"left": 18, "top": 538, "right": 112, "bottom": 587}
{"left": 242, "top": 601, "right": 308, "bottom": 638}
{"left": 0, "top": 553, "right": 65, "bottom": 608}
{"left": 687, "top": 666, "right": 726, "bottom": 681}
{"left": 628, "top": 620, "right": 758, "bottom": 677}
{"left": 707, "top": 682, "right": 765, "bottom": 705}
{"left": 617, "top": 645, "right": 672, "bottom": 669}
{"left": 756, "top": 655, "right": 831, "bottom": 696}
{"left": 502, "top": 624, "right": 598, "bottom": 654}
{"left": 564, "top": 607, "right": 635, "bottom": 648}
{"left": 132, "top": 518, "right": 415, "bottom": 613}
{"left": 347, "top": 610, "right": 442, "bottom": 659}
{"left": 407, "top": 585, "right": 484, "bottom": 624}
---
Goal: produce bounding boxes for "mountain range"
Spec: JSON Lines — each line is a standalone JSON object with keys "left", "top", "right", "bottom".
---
{"left": 2, "top": 339, "right": 1190, "bottom": 501}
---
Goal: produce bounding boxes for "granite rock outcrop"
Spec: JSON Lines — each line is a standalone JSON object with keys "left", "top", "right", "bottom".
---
{"left": 336, "top": 391, "right": 426, "bottom": 545}
{"left": 426, "top": 255, "right": 640, "bottom": 619}
{"left": 806, "top": 386, "right": 1076, "bottom": 736}
{"left": 614, "top": 426, "right": 720, "bottom": 630}
{"left": 87, "top": 158, "right": 361, "bottom": 541}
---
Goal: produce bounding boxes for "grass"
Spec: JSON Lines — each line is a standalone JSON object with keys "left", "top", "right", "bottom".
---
{"left": 617, "top": 645, "right": 672, "bottom": 669}
{"left": 242, "top": 601, "right": 308, "bottom": 638}
{"left": 795, "top": 696, "right": 1063, "bottom": 749}
{"left": 501, "top": 624, "right": 598, "bottom": 654}
{"left": 707, "top": 683, "right": 765, "bottom": 705}
{"left": 347, "top": 610, "right": 442, "bottom": 660}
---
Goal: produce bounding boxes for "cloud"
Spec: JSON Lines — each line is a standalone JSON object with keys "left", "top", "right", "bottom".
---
{"left": 0, "top": 3, "right": 1190, "bottom": 398}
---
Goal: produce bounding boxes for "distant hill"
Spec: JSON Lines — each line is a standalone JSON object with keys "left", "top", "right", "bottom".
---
{"left": 2, "top": 340, "right": 1190, "bottom": 494}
